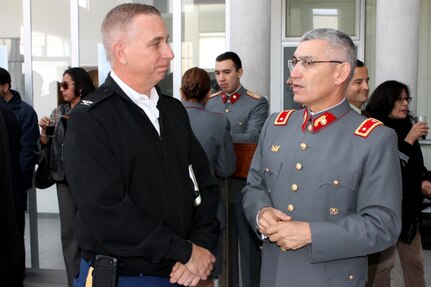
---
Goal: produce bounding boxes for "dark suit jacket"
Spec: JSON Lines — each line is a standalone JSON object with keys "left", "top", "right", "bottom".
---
{"left": 0, "top": 107, "right": 24, "bottom": 281}
{"left": 63, "top": 75, "right": 220, "bottom": 277}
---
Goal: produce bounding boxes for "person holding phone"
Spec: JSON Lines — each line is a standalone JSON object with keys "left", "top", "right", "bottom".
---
{"left": 38, "top": 67, "right": 96, "bottom": 287}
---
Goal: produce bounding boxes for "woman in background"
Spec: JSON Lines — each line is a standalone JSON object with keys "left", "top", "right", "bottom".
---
{"left": 366, "top": 80, "right": 431, "bottom": 287}
{"left": 38, "top": 67, "right": 96, "bottom": 287}
{"left": 181, "top": 67, "right": 236, "bottom": 287}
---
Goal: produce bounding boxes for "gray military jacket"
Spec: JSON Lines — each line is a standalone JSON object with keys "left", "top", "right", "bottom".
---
{"left": 206, "top": 86, "right": 268, "bottom": 143}
{"left": 242, "top": 99, "right": 402, "bottom": 287}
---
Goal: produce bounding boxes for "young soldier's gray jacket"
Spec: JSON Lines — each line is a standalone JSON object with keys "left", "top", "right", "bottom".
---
{"left": 206, "top": 86, "right": 268, "bottom": 143}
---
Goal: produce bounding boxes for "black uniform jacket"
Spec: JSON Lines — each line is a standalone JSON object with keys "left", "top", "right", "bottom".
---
{"left": 63, "top": 75, "right": 220, "bottom": 277}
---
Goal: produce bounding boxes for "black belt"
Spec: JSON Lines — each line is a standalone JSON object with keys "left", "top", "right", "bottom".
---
{"left": 82, "top": 251, "right": 142, "bottom": 277}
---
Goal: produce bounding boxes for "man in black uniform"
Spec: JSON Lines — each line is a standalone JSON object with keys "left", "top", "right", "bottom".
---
{"left": 63, "top": 4, "right": 219, "bottom": 287}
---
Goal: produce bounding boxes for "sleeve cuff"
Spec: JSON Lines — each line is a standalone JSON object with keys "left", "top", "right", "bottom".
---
{"left": 164, "top": 235, "right": 193, "bottom": 264}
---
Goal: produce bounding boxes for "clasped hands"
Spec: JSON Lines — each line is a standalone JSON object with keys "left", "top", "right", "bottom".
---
{"left": 170, "top": 243, "right": 215, "bottom": 286}
{"left": 258, "top": 207, "right": 312, "bottom": 251}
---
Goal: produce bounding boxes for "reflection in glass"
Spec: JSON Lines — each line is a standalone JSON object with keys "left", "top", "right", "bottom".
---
{"left": 79, "top": 0, "right": 126, "bottom": 86}
{"left": 283, "top": 47, "right": 301, "bottom": 110}
{"left": 32, "top": 0, "right": 71, "bottom": 125}
{"left": 0, "top": 1, "right": 24, "bottom": 99}
{"left": 158, "top": 1, "right": 226, "bottom": 97}
{"left": 285, "top": 0, "right": 356, "bottom": 37}
{"left": 182, "top": 2, "right": 225, "bottom": 72}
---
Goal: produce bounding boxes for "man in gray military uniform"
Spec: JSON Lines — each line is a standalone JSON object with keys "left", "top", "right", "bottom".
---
{"left": 206, "top": 51, "right": 268, "bottom": 287}
{"left": 206, "top": 51, "right": 268, "bottom": 144}
{"left": 242, "top": 28, "right": 402, "bottom": 287}
{"left": 346, "top": 60, "right": 378, "bottom": 287}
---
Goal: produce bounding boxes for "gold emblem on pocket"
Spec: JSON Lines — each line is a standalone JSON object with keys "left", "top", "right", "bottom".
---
{"left": 271, "top": 145, "right": 281, "bottom": 152}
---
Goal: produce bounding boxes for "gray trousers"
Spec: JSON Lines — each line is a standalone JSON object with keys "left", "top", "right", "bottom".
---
{"left": 57, "top": 182, "right": 80, "bottom": 287}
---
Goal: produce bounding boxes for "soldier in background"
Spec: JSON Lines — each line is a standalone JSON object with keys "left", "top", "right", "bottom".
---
{"left": 206, "top": 51, "right": 268, "bottom": 287}
{"left": 207, "top": 51, "right": 268, "bottom": 144}
{"left": 346, "top": 59, "right": 370, "bottom": 115}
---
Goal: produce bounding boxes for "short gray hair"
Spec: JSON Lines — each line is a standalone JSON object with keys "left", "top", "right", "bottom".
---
{"left": 101, "top": 3, "right": 161, "bottom": 61}
{"left": 301, "top": 28, "right": 356, "bottom": 81}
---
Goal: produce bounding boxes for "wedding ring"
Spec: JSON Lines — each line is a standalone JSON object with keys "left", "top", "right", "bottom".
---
{"left": 280, "top": 247, "right": 287, "bottom": 252}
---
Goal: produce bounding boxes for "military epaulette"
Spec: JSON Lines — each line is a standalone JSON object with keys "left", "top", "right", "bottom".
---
{"left": 354, "top": 118, "right": 383, "bottom": 138}
{"left": 246, "top": 90, "right": 261, "bottom": 100}
{"left": 274, "top": 110, "right": 295, "bottom": 126}
{"left": 209, "top": 91, "right": 222, "bottom": 98}
{"left": 79, "top": 87, "right": 113, "bottom": 109}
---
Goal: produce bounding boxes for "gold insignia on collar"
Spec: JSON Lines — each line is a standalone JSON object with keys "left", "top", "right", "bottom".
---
{"left": 314, "top": 115, "right": 328, "bottom": 127}
{"left": 271, "top": 145, "right": 281, "bottom": 153}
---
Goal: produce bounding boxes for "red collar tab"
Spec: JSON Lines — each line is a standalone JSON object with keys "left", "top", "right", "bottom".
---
{"left": 301, "top": 109, "right": 310, "bottom": 132}
{"left": 274, "top": 110, "right": 295, "bottom": 126}
{"left": 354, "top": 118, "right": 383, "bottom": 138}
{"left": 311, "top": 112, "right": 337, "bottom": 133}
{"left": 222, "top": 92, "right": 241, "bottom": 104}
{"left": 222, "top": 93, "right": 228, "bottom": 103}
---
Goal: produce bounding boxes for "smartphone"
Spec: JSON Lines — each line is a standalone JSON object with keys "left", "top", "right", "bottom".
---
{"left": 93, "top": 255, "right": 117, "bottom": 287}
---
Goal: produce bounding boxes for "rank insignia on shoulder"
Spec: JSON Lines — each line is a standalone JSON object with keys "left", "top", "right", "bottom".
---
{"left": 81, "top": 100, "right": 94, "bottom": 106}
{"left": 274, "top": 110, "right": 294, "bottom": 126}
{"left": 354, "top": 118, "right": 383, "bottom": 138}
{"left": 209, "top": 91, "right": 222, "bottom": 98}
{"left": 246, "top": 90, "right": 261, "bottom": 100}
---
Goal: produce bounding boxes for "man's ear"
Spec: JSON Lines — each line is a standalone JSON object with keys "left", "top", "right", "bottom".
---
{"left": 113, "top": 41, "right": 127, "bottom": 65}
{"left": 237, "top": 68, "right": 244, "bottom": 78}
{"left": 333, "top": 63, "right": 351, "bottom": 85}
{"left": 0, "top": 83, "right": 9, "bottom": 93}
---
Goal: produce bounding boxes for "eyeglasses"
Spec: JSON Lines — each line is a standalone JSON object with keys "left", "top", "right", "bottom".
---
{"left": 397, "top": 96, "right": 412, "bottom": 104}
{"left": 288, "top": 58, "right": 343, "bottom": 72}
{"left": 60, "top": 81, "right": 74, "bottom": 90}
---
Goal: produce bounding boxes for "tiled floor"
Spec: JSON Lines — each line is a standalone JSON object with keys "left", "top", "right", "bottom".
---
{"left": 24, "top": 214, "right": 431, "bottom": 287}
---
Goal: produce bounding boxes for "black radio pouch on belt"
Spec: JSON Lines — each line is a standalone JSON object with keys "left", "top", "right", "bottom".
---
{"left": 93, "top": 255, "right": 118, "bottom": 287}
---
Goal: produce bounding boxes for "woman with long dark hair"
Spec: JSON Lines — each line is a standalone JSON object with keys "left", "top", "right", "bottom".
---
{"left": 366, "top": 80, "right": 431, "bottom": 287}
{"left": 38, "top": 67, "right": 96, "bottom": 286}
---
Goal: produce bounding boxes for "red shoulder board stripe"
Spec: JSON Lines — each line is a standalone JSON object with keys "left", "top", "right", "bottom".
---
{"left": 274, "top": 110, "right": 294, "bottom": 126}
{"left": 354, "top": 118, "right": 383, "bottom": 138}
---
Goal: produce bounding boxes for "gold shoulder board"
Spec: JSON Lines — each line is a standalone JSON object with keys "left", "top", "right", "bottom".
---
{"left": 246, "top": 90, "right": 261, "bottom": 100}
{"left": 274, "top": 110, "right": 295, "bottom": 126}
{"left": 209, "top": 91, "right": 222, "bottom": 98}
{"left": 354, "top": 118, "right": 383, "bottom": 138}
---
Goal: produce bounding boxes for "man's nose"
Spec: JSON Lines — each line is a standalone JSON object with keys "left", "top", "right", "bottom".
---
{"left": 163, "top": 43, "right": 174, "bottom": 60}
